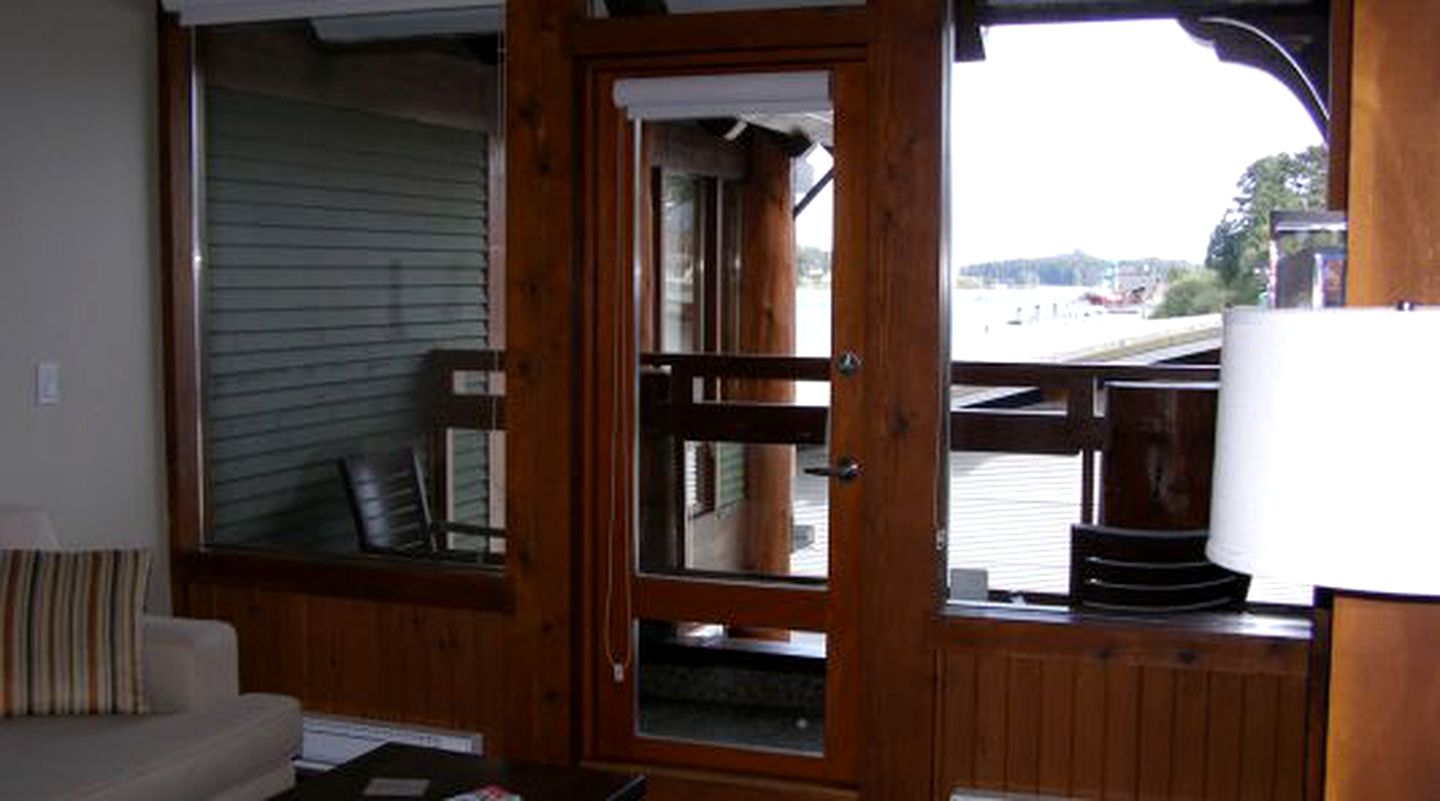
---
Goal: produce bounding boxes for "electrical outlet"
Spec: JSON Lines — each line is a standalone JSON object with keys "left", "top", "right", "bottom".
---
{"left": 36, "top": 362, "right": 60, "bottom": 406}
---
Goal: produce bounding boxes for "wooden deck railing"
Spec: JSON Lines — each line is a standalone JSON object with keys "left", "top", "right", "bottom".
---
{"left": 427, "top": 349, "right": 506, "bottom": 526}
{"left": 640, "top": 352, "right": 1219, "bottom": 523}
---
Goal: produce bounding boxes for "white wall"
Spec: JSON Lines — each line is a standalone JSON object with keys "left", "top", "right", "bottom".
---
{"left": 0, "top": 0, "right": 168, "bottom": 610}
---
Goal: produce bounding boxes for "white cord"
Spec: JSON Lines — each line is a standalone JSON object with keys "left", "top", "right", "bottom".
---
{"left": 602, "top": 116, "right": 638, "bottom": 684}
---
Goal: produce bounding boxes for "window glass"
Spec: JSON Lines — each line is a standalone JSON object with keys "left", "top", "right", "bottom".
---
{"left": 637, "top": 114, "right": 835, "bottom": 584}
{"left": 638, "top": 619, "right": 826, "bottom": 755}
{"left": 947, "top": 20, "right": 1321, "bottom": 607}
{"left": 197, "top": 19, "right": 504, "bottom": 562}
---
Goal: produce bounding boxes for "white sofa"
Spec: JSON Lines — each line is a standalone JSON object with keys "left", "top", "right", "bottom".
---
{"left": 0, "top": 506, "right": 301, "bottom": 800}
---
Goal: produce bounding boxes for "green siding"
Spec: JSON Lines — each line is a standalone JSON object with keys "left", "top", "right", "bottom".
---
{"left": 203, "top": 88, "right": 492, "bottom": 552}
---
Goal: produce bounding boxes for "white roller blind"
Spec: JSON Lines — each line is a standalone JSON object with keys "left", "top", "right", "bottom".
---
{"left": 160, "top": 0, "right": 500, "bottom": 26}
{"left": 613, "top": 72, "right": 831, "bottom": 121}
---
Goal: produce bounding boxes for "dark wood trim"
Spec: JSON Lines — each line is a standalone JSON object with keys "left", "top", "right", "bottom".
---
{"left": 634, "top": 575, "right": 828, "bottom": 632}
{"left": 1304, "top": 588, "right": 1332, "bottom": 801}
{"left": 1327, "top": 0, "right": 1352, "bottom": 210}
{"left": 662, "top": 403, "right": 828, "bottom": 446}
{"left": 566, "top": 8, "right": 873, "bottom": 58}
{"left": 951, "top": 410, "right": 1088, "bottom": 454}
{"left": 952, "top": 361, "right": 1219, "bottom": 386}
{"left": 176, "top": 550, "right": 512, "bottom": 612}
{"left": 931, "top": 606, "right": 1311, "bottom": 677}
{"left": 157, "top": 14, "right": 204, "bottom": 604}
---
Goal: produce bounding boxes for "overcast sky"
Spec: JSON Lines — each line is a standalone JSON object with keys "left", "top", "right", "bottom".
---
{"left": 796, "top": 19, "right": 1322, "bottom": 266}
{"left": 948, "top": 19, "right": 1322, "bottom": 266}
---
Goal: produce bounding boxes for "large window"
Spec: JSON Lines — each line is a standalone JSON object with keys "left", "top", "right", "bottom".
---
{"left": 194, "top": 17, "right": 505, "bottom": 563}
{"left": 946, "top": 20, "right": 1324, "bottom": 608}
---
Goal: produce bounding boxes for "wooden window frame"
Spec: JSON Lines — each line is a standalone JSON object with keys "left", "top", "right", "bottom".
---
{"left": 157, "top": 19, "right": 511, "bottom": 614}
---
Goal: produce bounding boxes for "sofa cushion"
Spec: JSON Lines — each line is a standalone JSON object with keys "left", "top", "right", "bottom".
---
{"left": 1, "top": 549, "right": 151, "bottom": 716}
{"left": 0, "top": 692, "right": 301, "bottom": 801}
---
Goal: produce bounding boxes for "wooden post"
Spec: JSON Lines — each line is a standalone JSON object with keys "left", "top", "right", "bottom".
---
{"left": 738, "top": 131, "right": 798, "bottom": 580}
{"left": 504, "top": 0, "right": 584, "bottom": 764}
{"left": 1100, "top": 381, "right": 1219, "bottom": 530}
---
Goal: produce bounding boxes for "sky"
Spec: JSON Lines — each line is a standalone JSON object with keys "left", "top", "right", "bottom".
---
{"left": 795, "top": 19, "right": 1323, "bottom": 266}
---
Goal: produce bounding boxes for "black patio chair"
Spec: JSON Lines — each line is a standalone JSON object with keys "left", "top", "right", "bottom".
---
{"left": 1069, "top": 523, "right": 1250, "bottom": 613}
{"left": 338, "top": 448, "right": 504, "bottom": 564}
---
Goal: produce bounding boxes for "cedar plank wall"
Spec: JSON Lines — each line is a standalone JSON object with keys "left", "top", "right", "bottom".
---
{"left": 183, "top": 586, "right": 508, "bottom": 748}
{"left": 935, "top": 638, "right": 1308, "bottom": 800}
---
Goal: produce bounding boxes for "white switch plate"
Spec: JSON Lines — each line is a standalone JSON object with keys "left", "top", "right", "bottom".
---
{"left": 36, "top": 361, "right": 60, "bottom": 406}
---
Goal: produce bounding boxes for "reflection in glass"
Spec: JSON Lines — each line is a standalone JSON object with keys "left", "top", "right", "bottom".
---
{"left": 640, "top": 440, "right": 829, "bottom": 580}
{"left": 198, "top": 20, "right": 503, "bottom": 558}
{"left": 638, "top": 619, "right": 825, "bottom": 755}
{"left": 637, "top": 111, "right": 833, "bottom": 585}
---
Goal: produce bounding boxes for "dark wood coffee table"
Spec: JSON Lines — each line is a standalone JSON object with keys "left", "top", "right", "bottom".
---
{"left": 275, "top": 743, "right": 646, "bottom": 801}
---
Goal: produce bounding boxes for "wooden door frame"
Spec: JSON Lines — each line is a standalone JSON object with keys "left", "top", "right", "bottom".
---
{"left": 579, "top": 56, "right": 868, "bottom": 785}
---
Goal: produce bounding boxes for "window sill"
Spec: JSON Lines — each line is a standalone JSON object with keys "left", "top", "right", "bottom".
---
{"left": 175, "top": 547, "right": 512, "bottom": 612}
{"left": 931, "top": 600, "right": 1312, "bottom": 676}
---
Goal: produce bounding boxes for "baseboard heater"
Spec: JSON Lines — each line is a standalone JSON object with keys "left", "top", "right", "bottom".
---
{"left": 298, "top": 713, "right": 484, "bottom": 773}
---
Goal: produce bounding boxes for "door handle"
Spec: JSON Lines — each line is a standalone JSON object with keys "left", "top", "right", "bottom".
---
{"left": 803, "top": 456, "right": 861, "bottom": 483}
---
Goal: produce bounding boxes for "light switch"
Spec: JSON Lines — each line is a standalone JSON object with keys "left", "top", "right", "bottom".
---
{"left": 36, "top": 361, "right": 60, "bottom": 406}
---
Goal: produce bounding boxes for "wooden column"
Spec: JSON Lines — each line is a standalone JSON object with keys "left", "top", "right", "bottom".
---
{"left": 738, "top": 132, "right": 797, "bottom": 578}
{"left": 861, "top": 0, "right": 948, "bottom": 797}
{"left": 1325, "top": 2, "right": 1440, "bottom": 799}
{"left": 504, "top": 0, "right": 583, "bottom": 764}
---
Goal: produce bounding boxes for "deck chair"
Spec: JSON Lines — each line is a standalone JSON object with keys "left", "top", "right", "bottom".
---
{"left": 1069, "top": 523, "right": 1250, "bottom": 613}
{"left": 338, "top": 448, "right": 503, "bottom": 564}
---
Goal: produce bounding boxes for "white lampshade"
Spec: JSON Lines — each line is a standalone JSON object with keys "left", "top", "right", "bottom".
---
{"left": 1207, "top": 306, "right": 1440, "bottom": 595}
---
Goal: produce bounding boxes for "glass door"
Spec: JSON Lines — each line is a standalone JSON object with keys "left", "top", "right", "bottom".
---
{"left": 587, "top": 61, "right": 867, "bottom": 783}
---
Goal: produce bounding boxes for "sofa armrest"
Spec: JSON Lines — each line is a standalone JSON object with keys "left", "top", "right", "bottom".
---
{"left": 143, "top": 615, "right": 240, "bottom": 714}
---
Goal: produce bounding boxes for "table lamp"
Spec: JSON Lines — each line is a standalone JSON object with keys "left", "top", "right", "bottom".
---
{"left": 1207, "top": 306, "right": 1440, "bottom": 799}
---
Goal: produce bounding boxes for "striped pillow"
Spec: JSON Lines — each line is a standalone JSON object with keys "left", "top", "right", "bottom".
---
{"left": 0, "top": 549, "right": 151, "bottom": 716}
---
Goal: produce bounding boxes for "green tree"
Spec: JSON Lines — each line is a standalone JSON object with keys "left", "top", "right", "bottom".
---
{"left": 1203, "top": 145, "right": 1328, "bottom": 304}
{"left": 1153, "top": 268, "right": 1229, "bottom": 319}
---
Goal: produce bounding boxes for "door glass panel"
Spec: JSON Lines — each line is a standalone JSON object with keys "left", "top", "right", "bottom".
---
{"left": 637, "top": 619, "right": 826, "bottom": 755}
{"left": 635, "top": 107, "right": 835, "bottom": 584}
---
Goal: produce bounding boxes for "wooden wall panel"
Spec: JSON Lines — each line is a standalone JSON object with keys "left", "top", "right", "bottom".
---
{"left": 186, "top": 584, "right": 507, "bottom": 742}
{"left": 1325, "top": 596, "right": 1440, "bottom": 801}
{"left": 1038, "top": 660, "right": 1076, "bottom": 795}
{"left": 1344, "top": 0, "right": 1440, "bottom": 306}
{"left": 937, "top": 641, "right": 1309, "bottom": 801}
